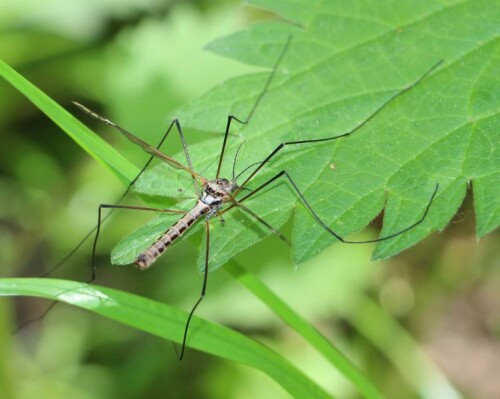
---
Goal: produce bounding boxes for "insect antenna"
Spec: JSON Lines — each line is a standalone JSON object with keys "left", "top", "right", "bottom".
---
{"left": 234, "top": 161, "right": 264, "bottom": 182}
{"left": 228, "top": 143, "right": 254, "bottom": 193}
{"left": 232, "top": 141, "right": 246, "bottom": 181}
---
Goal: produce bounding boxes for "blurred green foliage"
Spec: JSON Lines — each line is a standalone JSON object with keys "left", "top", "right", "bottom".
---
{"left": 0, "top": 1, "right": 498, "bottom": 399}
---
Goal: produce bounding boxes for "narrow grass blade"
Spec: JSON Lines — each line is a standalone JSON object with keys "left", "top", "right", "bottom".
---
{"left": 225, "top": 261, "right": 386, "bottom": 399}
{"left": 349, "top": 295, "right": 461, "bottom": 399}
{"left": 0, "top": 278, "right": 334, "bottom": 399}
{"left": 0, "top": 59, "right": 137, "bottom": 184}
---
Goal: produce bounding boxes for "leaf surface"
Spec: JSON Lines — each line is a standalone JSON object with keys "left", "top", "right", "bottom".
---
{"left": 118, "top": 0, "right": 499, "bottom": 269}
{"left": 2, "top": 0, "right": 497, "bottom": 270}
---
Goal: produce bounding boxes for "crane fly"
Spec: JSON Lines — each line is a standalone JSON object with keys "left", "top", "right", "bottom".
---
{"left": 29, "top": 36, "right": 442, "bottom": 359}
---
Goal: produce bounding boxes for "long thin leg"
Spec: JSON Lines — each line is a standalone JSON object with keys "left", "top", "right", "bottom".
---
{"left": 15, "top": 125, "right": 182, "bottom": 332}
{"left": 15, "top": 205, "right": 185, "bottom": 334}
{"left": 216, "top": 115, "right": 246, "bottom": 178}
{"left": 233, "top": 59, "right": 443, "bottom": 196}
{"left": 118, "top": 117, "right": 202, "bottom": 195}
{"left": 170, "top": 119, "right": 201, "bottom": 195}
{"left": 227, "top": 62, "right": 443, "bottom": 242}
{"left": 13, "top": 301, "right": 59, "bottom": 333}
{"left": 41, "top": 119, "right": 178, "bottom": 278}
{"left": 245, "top": 35, "right": 292, "bottom": 124}
{"left": 229, "top": 170, "right": 439, "bottom": 244}
{"left": 216, "top": 36, "right": 293, "bottom": 178}
{"left": 91, "top": 204, "right": 185, "bottom": 281}
{"left": 228, "top": 196, "right": 290, "bottom": 245}
{"left": 179, "top": 219, "right": 210, "bottom": 360}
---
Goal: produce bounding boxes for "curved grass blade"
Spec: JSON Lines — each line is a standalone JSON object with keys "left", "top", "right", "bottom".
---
{"left": 0, "top": 59, "right": 138, "bottom": 184}
{"left": 225, "top": 261, "right": 386, "bottom": 399}
{"left": 0, "top": 278, "right": 333, "bottom": 399}
{"left": 348, "top": 295, "right": 461, "bottom": 399}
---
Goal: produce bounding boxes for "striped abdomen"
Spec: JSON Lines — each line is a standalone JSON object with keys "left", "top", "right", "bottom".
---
{"left": 135, "top": 201, "right": 211, "bottom": 270}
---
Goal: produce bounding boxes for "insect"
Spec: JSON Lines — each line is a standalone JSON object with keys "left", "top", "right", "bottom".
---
{"left": 33, "top": 37, "right": 442, "bottom": 359}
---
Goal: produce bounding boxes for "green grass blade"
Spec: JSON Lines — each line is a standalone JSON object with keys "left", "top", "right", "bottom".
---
{"left": 0, "top": 59, "right": 138, "bottom": 184}
{"left": 0, "top": 278, "right": 333, "bottom": 399}
{"left": 347, "top": 295, "right": 460, "bottom": 399}
{"left": 225, "top": 261, "right": 386, "bottom": 399}
{"left": 0, "top": 299, "right": 14, "bottom": 399}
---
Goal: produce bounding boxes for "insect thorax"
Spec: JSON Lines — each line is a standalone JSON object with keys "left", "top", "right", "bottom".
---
{"left": 200, "top": 178, "right": 236, "bottom": 206}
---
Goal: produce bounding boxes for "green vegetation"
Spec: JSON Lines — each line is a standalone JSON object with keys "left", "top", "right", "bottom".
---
{"left": 0, "top": 1, "right": 498, "bottom": 398}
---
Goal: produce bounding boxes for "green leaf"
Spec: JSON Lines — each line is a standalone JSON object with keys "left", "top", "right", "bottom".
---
{"left": 2, "top": 2, "right": 497, "bottom": 269}
{"left": 0, "top": 278, "right": 333, "bottom": 399}
{"left": 118, "top": 0, "right": 499, "bottom": 270}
